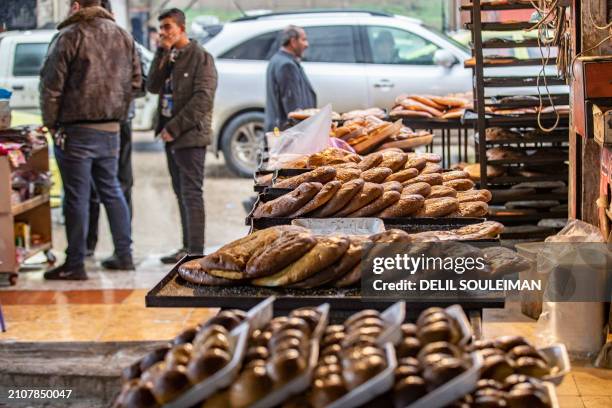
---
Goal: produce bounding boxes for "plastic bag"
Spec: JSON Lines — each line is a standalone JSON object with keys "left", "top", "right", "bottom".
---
{"left": 535, "top": 219, "right": 609, "bottom": 357}
{"left": 266, "top": 104, "right": 332, "bottom": 169}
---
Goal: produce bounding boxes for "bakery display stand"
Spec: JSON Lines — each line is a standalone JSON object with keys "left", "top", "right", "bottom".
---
{"left": 0, "top": 145, "right": 54, "bottom": 286}
{"left": 463, "top": 0, "right": 570, "bottom": 239}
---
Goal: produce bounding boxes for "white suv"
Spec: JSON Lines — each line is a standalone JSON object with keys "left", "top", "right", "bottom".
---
{"left": 205, "top": 10, "right": 473, "bottom": 176}
{"left": 0, "top": 29, "right": 158, "bottom": 130}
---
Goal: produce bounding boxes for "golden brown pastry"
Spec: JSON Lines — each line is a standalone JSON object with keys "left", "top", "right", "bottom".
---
{"left": 290, "top": 237, "right": 369, "bottom": 289}
{"left": 165, "top": 344, "right": 193, "bottom": 368}
{"left": 442, "top": 170, "right": 470, "bottom": 181}
{"left": 382, "top": 181, "right": 403, "bottom": 193}
{"left": 150, "top": 366, "right": 191, "bottom": 404}
{"left": 229, "top": 363, "right": 273, "bottom": 408}
{"left": 252, "top": 236, "right": 350, "bottom": 286}
{"left": 420, "top": 163, "right": 443, "bottom": 174}
{"left": 178, "top": 259, "right": 242, "bottom": 286}
{"left": 334, "top": 168, "right": 362, "bottom": 183}
{"left": 291, "top": 181, "right": 342, "bottom": 217}
{"left": 415, "top": 197, "right": 459, "bottom": 217}
{"left": 311, "top": 179, "right": 365, "bottom": 217}
{"left": 452, "top": 221, "right": 504, "bottom": 239}
{"left": 307, "top": 147, "right": 361, "bottom": 167}
{"left": 310, "top": 374, "right": 347, "bottom": 408}
{"left": 253, "top": 182, "right": 323, "bottom": 218}
{"left": 385, "top": 168, "right": 419, "bottom": 183}
{"left": 269, "top": 348, "right": 308, "bottom": 384}
{"left": 403, "top": 173, "right": 443, "bottom": 186}
{"left": 361, "top": 167, "right": 393, "bottom": 183}
{"left": 377, "top": 194, "right": 425, "bottom": 217}
{"left": 456, "top": 189, "right": 492, "bottom": 203}
{"left": 357, "top": 152, "right": 384, "bottom": 171}
{"left": 404, "top": 157, "right": 428, "bottom": 171}
{"left": 379, "top": 152, "right": 409, "bottom": 171}
{"left": 274, "top": 166, "right": 337, "bottom": 189}
{"left": 334, "top": 182, "right": 384, "bottom": 217}
{"left": 245, "top": 230, "right": 317, "bottom": 278}
{"left": 200, "top": 227, "right": 299, "bottom": 275}
{"left": 427, "top": 185, "right": 457, "bottom": 199}
{"left": 343, "top": 352, "right": 387, "bottom": 390}
{"left": 187, "top": 348, "right": 232, "bottom": 384}
{"left": 448, "top": 201, "right": 489, "bottom": 217}
{"left": 463, "top": 163, "right": 505, "bottom": 180}
{"left": 442, "top": 178, "right": 475, "bottom": 191}
{"left": 402, "top": 182, "right": 432, "bottom": 197}
{"left": 348, "top": 190, "right": 401, "bottom": 217}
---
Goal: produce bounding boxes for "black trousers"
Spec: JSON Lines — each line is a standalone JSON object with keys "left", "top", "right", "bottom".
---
{"left": 165, "top": 145, "right": 206, "bottom": 254}
{"left": 87, "top": 121, "right": 133, "bottom": 251}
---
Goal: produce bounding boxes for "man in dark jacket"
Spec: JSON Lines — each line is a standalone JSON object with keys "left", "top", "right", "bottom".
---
{"left": 265, "top": 26, "right": 317, "bottom": 131}
{"left": 40, "top": 0, "right": 141, "bottom": 280}
{"left": 147, "top": 8, "right": 218, "bottom": 263}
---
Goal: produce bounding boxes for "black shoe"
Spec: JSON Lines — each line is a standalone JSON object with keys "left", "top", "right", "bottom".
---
{"left": 102, "top": 255, "right": 135, "bottom": 271}
{"left": 160, "top": 249, "right": 187, "bottom": 264}
{"left": 44, "top": 263, "right": 87, "bottom": 280}
{"left": 85, "top": 248, "right": 95, "bottom": 258}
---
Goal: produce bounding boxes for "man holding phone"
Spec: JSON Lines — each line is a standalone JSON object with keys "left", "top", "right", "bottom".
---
{"left": 147, "top": 8, "right": 218, "bottom": 263}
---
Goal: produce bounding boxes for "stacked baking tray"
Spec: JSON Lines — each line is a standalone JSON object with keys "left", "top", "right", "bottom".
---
{"left": 462, "top": 0, "right": 570, "bottom": 235}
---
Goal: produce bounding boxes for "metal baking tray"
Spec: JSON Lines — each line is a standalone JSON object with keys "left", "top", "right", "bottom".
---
{"left": 145, "top": 256, "right": 504, "bottom": 313}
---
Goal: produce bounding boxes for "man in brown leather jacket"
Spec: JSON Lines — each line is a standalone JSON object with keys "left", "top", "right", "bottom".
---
{"left": 40, "top": 0, "right": 141, "bottom": 280}
{"left": 147, "top": 8, "right": 218, "bottom": 263}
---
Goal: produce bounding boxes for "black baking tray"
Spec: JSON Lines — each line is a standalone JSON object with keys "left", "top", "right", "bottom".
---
{"left": 145, "top": 256, "right": 505, "bottom": 314}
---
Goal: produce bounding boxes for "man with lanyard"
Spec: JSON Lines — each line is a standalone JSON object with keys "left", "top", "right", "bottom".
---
{"left": 147, "top": 8, "right": 218, "bottom": 263}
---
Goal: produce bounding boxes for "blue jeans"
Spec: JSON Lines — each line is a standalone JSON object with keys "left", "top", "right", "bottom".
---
{"left": 54, "top": 126, "right": 132, "bottom": 267}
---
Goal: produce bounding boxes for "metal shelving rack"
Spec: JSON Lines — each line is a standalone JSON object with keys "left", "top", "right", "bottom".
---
{"left": 462, "top": 0, "right": 570, "bottom": 231}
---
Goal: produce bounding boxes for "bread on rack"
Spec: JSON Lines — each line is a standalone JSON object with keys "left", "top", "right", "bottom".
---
{"left": 274, "top": 167, "right": 337, "bottom": 189}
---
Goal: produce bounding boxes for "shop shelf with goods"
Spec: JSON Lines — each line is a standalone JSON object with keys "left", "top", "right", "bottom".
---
{"left": 462, "top": 0, "right": 570, "bottom": 237}
{"left": 0, "top": 130, "right": 54, "bottom": 286}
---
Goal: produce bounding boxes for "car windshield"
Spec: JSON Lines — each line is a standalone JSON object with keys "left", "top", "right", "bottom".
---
{"left": 425, "top": 25, "right": 470, "bottom": 54}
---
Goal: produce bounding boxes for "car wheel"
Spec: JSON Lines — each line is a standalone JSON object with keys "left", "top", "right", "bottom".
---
{"left": 221, "top": 111, "right": 265, "bottom": 177}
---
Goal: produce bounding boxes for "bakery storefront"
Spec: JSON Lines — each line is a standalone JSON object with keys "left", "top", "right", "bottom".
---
{"left": 1, "top": 1, "right": 612, "bottom": 407}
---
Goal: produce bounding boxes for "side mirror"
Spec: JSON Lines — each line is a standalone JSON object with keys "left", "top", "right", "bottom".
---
{"left": 433, "top": 49, "right": 457, "bottom": 69}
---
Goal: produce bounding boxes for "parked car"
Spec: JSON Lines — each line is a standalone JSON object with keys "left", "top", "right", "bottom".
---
{"left": 204, "top": 9, "right": 567, "bottom": 177}
{"left": 0, "top": 29, "right": 158, "bottom": 130}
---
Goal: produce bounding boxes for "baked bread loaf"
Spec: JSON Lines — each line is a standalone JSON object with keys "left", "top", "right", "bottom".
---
{"left": 334, "top": 167, "right": 362, "bottom": 183}
{"left": 361, "top": 167, "right": 393, "bottom": 183}
{"left": 289, "top": 237, "right": 369, "bottom": 289}
{"left": 382, "top": 181, "right": 403, "bottom": 192}
{"left": 385, "top": 168, "right": 419, "bottom": 183}
{"left": 177, "top": 259, "right": 242, "bottom": 286}
{"left": 408, "top": 152, "right": 441, "bottom": 163}
{"left": 452, "top": 221, "right": 504, "bottom": 239}
{"left": 404, "top": 157, "right": 427, "bottom": 171}
{"left": 379, "top": 152, "right": 408, "bottom": 171}
{"left": 201, "top": 226, "right": 303, "bottom": 276}
{"left": 415, "top": 197, "right": 459, "bottom": 217}
{"left": 457, "top": 189, "right": 492, "bottom": 203}
{"left": 482, "top": 247, "right": 532, "bottom": 277}
{"left": 348, "top": 190, "right": 401, "bottom": 217}
{"left": 403, "top": 173, "right": 443, "bottom": 186}
{"left": 420, "top": 163, "right": 443, "bottom": 174}
{"left": 245, "top": 230, "right": 317, "bottom": 278}
{"left": 291, "top": 181, "right": 342, "bottom": 217}
{"left": 253, "top": 182, "right": 322, "bottom": 218}
{"left": 377, "top": 194, "right": 425, "bottom": 217}
{"left": 463, "top": 163, "right": 505, "bottom": 180}
{"left": 307, "top": 147, "right": 361, "bottom": 167}
{"left": 427, "top": 185, "right": 457, "bottom": 199}
{"left": 311, "top": 179, "right": 365, "bottom": 217}
{"left": 274, "top": 166, "right": 337, "bottom": 189}
{"left": 442, "top": 170, "right": 470, "bottom": 181}
{"left": 486, "top": 147, "right": 525, "bottom": 161}
{"left": 402, "top": 182, "right": 431, "bottom": 197}
{"left": 334, "top": 182, "right": 384, "bottom": 217}
{"left": 229, "top": 363, "right": 273, "bottom": 408}
{"left": 449, "top": 201, "right": 489, "bottom": 217}
{"left": 252, "top": 236, "right": 350, "bottom": 287}
{"left": 357, "top": 152, "right": 383, "bottom": 171}
{"left": 442, "top": 178, "right": 474, "bottom": 191}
